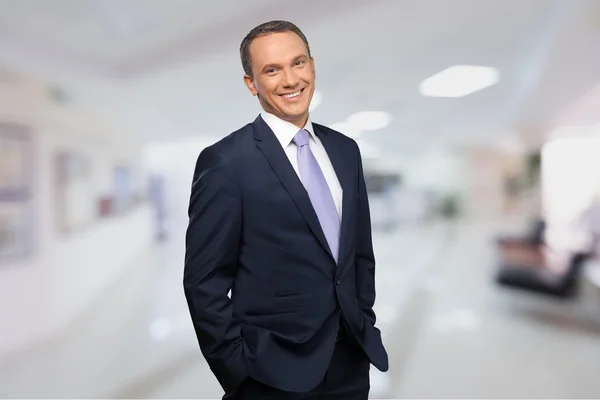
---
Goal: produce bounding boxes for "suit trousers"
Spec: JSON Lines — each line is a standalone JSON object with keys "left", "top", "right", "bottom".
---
{"left": 224, "top": 325, "right": 370, "bottom": 400}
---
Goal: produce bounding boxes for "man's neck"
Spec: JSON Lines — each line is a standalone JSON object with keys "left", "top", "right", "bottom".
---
{"left": 262, "top": 110, "right": 309, "bottom": 129}
{"left": 290, "top": 114, "right": 309, "bottom": 129}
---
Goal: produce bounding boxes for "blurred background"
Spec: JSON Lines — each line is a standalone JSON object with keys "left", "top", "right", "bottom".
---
{"left": 1, "top": 0, "right": 600, "bottom": 398}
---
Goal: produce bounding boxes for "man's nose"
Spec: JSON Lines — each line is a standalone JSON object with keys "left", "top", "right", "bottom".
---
{"left": 281, "top": 68, "right": 300, "bottom": 87}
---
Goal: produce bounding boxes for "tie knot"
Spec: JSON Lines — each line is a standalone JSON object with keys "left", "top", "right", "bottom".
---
{"left": 293, "top": 129, "right": 310, "bottom": 147}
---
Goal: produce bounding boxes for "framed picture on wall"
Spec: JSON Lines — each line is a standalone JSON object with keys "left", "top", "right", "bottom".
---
{"left": 0, "top": 201, "right": 33, "bottom": 262}
{"left": 54, "top": 150, "right": 95, "bottom": 233}
{"left": 0, "top": 122, "right": 32, "bottom": 200}
{"left": 113, "top": 165, "right": 132, "bottom": 214}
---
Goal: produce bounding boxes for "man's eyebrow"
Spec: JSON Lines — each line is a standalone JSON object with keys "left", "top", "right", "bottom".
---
{"left": 262, "top": 62, "right": 281, "bottom": 70}
{"left": 262, "top": 55, "right": 308, "bottom": 70}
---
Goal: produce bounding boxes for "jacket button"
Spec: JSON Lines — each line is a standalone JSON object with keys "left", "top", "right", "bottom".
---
{"left": 335, "top": 278, "right": 340, "bottom": 285}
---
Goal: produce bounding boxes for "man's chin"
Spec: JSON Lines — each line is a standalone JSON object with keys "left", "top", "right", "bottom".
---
{"left": 274, "top": 113, "right": 306, "bottom": 127}
{"left": 280, "top": 106, "right": 309, "bottom": 118}
{"left": 283, "top": 110, "right": 309, "bottom": 119}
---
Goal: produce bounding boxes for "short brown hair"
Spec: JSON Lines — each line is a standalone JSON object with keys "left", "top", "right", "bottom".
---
{"left": 240, "top": 20, "right": 311, "bottom": 77}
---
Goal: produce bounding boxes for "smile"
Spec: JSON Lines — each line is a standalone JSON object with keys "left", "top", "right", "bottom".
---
{"left": 280, "top": 89, "right": 304, "bottom": 99}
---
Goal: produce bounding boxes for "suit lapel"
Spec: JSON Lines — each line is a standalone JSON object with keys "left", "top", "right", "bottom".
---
{"left": 315, "top": 124, "right": 354, "bottom": 269}
{"left": 252, "top": 116, "right": 334, "bottom": 261}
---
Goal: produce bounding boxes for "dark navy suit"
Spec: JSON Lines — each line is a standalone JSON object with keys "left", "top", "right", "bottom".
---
{"left": 183, "top": 115, "right": 388, "bottom": 396}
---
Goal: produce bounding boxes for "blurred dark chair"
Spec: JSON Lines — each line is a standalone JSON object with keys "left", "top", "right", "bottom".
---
{"left": 495, "top": 251, "right": 589, "bottom": 298}
{"left": 496, "top": 218, "right": 546, "bottom": 247}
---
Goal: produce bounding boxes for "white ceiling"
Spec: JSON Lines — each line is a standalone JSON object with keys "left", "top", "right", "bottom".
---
{"left": 1, "top": 0, "right": 600, "bottom": 155}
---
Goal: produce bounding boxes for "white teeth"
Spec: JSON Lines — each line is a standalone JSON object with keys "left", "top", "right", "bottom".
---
{"left": 282, "top": 90, "right": 301, "bottom": 98}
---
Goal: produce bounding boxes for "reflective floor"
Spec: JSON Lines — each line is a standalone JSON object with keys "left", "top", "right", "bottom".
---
{"left": 1, "top": 218, "right": 599, "bottom": 399}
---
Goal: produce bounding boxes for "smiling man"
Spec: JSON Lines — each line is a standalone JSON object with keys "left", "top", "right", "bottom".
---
{"left": 183, "top": 20, "right": 388, "bottom": 399}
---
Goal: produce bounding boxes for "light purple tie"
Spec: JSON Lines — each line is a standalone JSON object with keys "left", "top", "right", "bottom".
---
{"left": 293, "top": 129, "right": 340, "bottom": 262}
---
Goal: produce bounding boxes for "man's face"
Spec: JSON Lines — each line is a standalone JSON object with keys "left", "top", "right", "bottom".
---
{"left": 244, "top": 31, "right": 315, "bottom": 128}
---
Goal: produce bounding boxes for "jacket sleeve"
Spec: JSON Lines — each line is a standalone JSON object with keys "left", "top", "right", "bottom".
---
{"left": 183, "top": 145, "right": 247, "bottom": 392}
{"left": 353, "top": 142, "right": 378, "bottom": 326}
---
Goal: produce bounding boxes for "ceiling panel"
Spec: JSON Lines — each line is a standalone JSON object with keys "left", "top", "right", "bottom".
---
{"left": 0, "top": 0, "right": 598, "bottom": 153}
{"left": 0, "top": 0, "right": 277, "bottom": 62}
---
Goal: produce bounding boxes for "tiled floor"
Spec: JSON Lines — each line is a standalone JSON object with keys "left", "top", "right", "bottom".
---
{"left": 391, "top": 221, "right": 600, "bottom": 398}
{"left": 1, "top": 218, "right": 599, "bottom": 398}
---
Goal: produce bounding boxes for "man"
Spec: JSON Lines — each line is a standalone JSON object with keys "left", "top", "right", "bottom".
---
{"left": 183, "top": 20, "right": 388, "bottom": 399}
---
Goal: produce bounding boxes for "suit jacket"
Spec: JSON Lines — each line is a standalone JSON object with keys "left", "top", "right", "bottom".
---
{"left": 183, "top": 115, "right": 388, "bottom": 394}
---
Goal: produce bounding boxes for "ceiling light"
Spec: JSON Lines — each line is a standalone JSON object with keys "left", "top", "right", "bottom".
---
{"left": 346, "top": 111, "right": 392, "bottom": 131}
{"left": 149, "top": 318, "right": 172, "bottom": 342}
{"left": 309, "top": 90, "right": 322, "bottom": 112}
{"left": 419, "top": 65, "right": 500, "bottom": 98}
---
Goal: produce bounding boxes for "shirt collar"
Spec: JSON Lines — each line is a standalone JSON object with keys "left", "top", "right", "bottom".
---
{"left": 261, "top": 111, "right": 316, "bottom": 148}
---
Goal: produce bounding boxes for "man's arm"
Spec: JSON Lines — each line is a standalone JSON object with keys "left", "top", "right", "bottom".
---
{"left": 354, "top": 143, "right": 377, "bottom": 326}
{"left": 183, "top": 145, "right": 247, "bottom": 392}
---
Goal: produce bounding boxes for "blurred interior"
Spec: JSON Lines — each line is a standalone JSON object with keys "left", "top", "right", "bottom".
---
{"left": 1, "top": 0, "right": 600, "bottom": 398}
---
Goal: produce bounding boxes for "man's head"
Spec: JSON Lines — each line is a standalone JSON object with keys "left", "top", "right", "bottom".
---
{"left": 240, "top": 20, "right": 315, "bottom": 128}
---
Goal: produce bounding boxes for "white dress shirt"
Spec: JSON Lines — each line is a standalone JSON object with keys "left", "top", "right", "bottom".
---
{"left": 261, "top": 111, "right": 343, "bottom": 220}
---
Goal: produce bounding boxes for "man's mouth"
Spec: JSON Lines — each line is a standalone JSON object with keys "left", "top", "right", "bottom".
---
{"left": 280, "top": 88, "right": 304, "bottom": 99}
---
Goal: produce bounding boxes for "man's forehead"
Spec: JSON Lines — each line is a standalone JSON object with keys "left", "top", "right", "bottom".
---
{"left": 251, "top": 32, "right": 306, "bottom": 51}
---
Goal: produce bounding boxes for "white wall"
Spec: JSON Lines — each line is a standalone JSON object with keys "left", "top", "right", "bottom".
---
{"left": 143, "top": 136, "right": 220, "bottom": 227}
{"left": 542, "top": 131, "right": 600, "bottom": 251}
{"left": 368, "top": 148, "right": 468, "bottom": 193}
{"left": 365, "top": 148, "right": 469, "bottom": 222}
{"left": 405, "top": 149, "right": 467, "bottom": 193}
{"left": 0, "top": 76, "right": 153, "bottom": 358}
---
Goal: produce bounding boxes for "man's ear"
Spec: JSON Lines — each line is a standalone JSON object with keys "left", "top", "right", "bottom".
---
{"left": 243, "top": 74, "right": 258, "bottom": 96}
